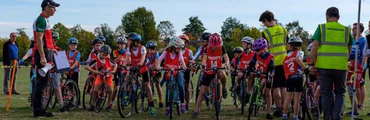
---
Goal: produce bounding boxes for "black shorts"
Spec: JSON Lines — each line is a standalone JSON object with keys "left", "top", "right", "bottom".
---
{"left": 184, "top": 70, "right": 191, "bottom": 84}
{"left": 201, "top": 74, "right": 216, "bottom": 87}
{"left": 113, "top": 73, "right": 125, "bottom": 86}
{"left": 286, "top": 77, "right": 303, "bottom": 92}
{"left": 273, "top": 66, "right": 287, "bottom": 88}
{"left": 142, "top": 70, "right": 150, "bottom": 83}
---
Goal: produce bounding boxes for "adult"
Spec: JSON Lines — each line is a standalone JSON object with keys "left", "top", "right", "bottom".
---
{"left": 32, "top": 0, "right": 59, "bottom": 117}
{"left": 259, "top": 10, "right": 288, "bottom": 117}
{"left": 2, "top": 32, "right": 20, "bottom": 95}
{"left": 366, "top": 21, "right": 370, "bottom": 116}
{"left": 309, "top": 7, "right": 352, "bottom": 120}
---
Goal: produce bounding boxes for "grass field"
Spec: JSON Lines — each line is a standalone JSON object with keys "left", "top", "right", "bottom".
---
{"left": 1, "top": 65, "right": 370, "bottom": 120}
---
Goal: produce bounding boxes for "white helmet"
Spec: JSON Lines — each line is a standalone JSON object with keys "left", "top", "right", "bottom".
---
{"left": 241, "top": 36, "right": 254, "bottom": 44}
{"left": 116, "top": 36, "right": 127, "bottom": 44}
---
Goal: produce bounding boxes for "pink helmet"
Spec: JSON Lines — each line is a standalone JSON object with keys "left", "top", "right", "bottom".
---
{"left": 208, "top": 33, "right": 222, "bottom": 47}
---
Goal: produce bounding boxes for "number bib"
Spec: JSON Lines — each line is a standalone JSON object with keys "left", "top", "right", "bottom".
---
{"left": 283, "top": 50, "right": 299, "bottom": 79}
{"left": 206, "top": 46, "right": 222, "bottom": 75}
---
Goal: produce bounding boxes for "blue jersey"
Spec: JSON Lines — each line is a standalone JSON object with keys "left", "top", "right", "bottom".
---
{"left": 349, "top": 37, "right": 366, "bottom": 64}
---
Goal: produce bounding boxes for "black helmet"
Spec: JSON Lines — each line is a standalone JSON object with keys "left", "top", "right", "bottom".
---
{"left": 233, "top": 46, "right": 244, "bottom": 53}
{"left": 100, "top": 44, "right": 112, "bottom": 54}
{"left": 200, "top": 32, "right": 211, "bottom": 41}
{"left": 91, "top": 38, "right": 103, "bottom": 45}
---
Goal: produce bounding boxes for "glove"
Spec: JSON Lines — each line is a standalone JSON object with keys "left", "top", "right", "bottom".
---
{"left": 18, "top": 59, "right": 24, "bottom": 65}
{"left": 120, "top": 49, "right": 126, "bottom": 55}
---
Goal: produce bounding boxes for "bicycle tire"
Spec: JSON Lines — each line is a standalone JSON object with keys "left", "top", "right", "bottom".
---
{"left": 195, "top": 73, "right": 202, "bottom": 102}
{"left": 232, "top": 86, "right": 240, "bottom": 108}
{"left": 241, "top": 79, "right": 246, "bottom": 114}
{"left": 248, "top": 88, "right": 257, "bottom": 120}
{"left": 189, "top": 80, "right": 194, "bottom": 103}
{"left": 135, "top": 83, "right": 145, "bottom": 113}
{"left": 82, "top": 77, "right": 94, "bottom": 109}
{"left": 305, "top": 88, "right": 320, "bottom": 120}
{"left": 49, "top": 91, "right": 57, "bottom": 109}
{"left": 214, "top": 83, "right": 221, "bottom": 120}
{"left": 63, "top": 79, "right": 80, "bottom": 111}
{"left": 118, "top": 85, "right": 133, "bottom": 118}
{"left": 169, "top": 85, "right": 174, "bottom": 119}
{"left": 42, "top": 81, "right": 53, "bottom": 111}
{"left": 94, "top": 84, "right": 108, "bottom": 113}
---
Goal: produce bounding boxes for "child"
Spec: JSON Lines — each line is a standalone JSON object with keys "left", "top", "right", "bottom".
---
{"left": 155, "top": 37, "right": 187, "bottom": 115}
{"left": 86, "top": 38, "right": 103, "bottom": 64}
{"left": 247, "top": 38, "right": 274, "bottom": 119}
{"left": 193, "top": 33, "right": 230, "bottom": 118}
{"left": 146, "top": 40, "right": 164, "bottom": 109}
{"left": 282, "top": 37, "right": 306, "bottom": 120}
{"left": 85, "top": 45, "right": 117, "bottom": 112}
{"left": 236, "top": 36, "right": 255, "bottom": 102}
{"left": 111, "top": 36, "right": 127, "bottom": 108}
{"left": 230, "top": 46, "right": 243, "bottom": 91}
{"left": 66, "top": 37, "right": 81, "bottom": 107}
{"left": 179, "top": 34, "right": 195, "bottom": 110}
{"left": 123, "top": 32, "right": 156, "bottom": 116}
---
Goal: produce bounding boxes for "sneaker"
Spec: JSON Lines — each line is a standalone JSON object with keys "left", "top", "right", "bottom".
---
{"left": 222, "top": 88, "right": 227, "bottom": 99}
{"left": 60, "top": 106, "right": 67, "bottom": 112}
{"left": 165, "top": 107, "right": 170, "bottom": 116}
{"left": 282, "top": 115, "right": 288, "bottom": 120}
{"left": 293, "top": 116, "right": 299, "bottom": 120}
{"left": 149, "top": 107, "right": 157, "bottom": 116}
{"left": 367, "top": 113, "right": 370, "bottom": 116}
{"left": 192, "top": 112, "right": 199, "bottom": 118}
{"left": 346, "top": 111, "right": 359, "bottom": 117}
{"left": 12, "top": 91, "right": 20, "bottom": 95}
{"left": 245, "top": 93, "right": 250, "bottom": 104}
{"left": 34, "top": 112, "right": 54, "bottom": 118}
{"left": 181, "top": 103, "right": 186, "bottom": 114}
{"left": 106, "top": 104, "right": 113, "bottom": 112}
{"left": 87, "top": 106, "right": 95, "bottom": 111}
{"left": 159, "top": 102, "right": 164, "bottom": 109}
{"left": 273, "top": 108, "right": 283, "bottom": 117}
{"left": 266, "top": 113, "right": 274, "bottom": 119}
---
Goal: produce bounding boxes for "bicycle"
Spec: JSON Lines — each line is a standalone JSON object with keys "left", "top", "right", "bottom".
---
{"left": 247, "top": 70, "right": 268, "bottom": 120}
{"left": 187, "top": 63, "right": 199, "bottom": 103}
{"left": 195, "top": 63, "right": 211, "bottom": 109}
{"left": 49, "top": 72, "right": 80, "bottom": 111}
{"left": 82, "top": 74, "right": 96, "bottom": 109}
{"left": 93, "top": 70, "right": 110, "bottom": 113}
{"left": 117, "top": 65, "right": 146, "bottom": 118}
{"left": 299, "top": 71, "right": 320, "bottom": 120}
{"left": 41, "top": 72, "right": 54, "bottom": 111}
{"left": 233, "top": 68, "right": 249, "bottom": 114}
{"left": 204, "top": 67, "right": 226, "bottom": 120}
{"left": 230, "top": 68, "right": 241, "bottom": 108}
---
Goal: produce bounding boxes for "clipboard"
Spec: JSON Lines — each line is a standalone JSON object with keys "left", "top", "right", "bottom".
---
{"left": 53, "top": 51, "right": 71, "bottom": 73}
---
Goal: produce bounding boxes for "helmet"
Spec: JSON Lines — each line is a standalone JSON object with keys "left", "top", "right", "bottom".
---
{"left": 68, "top": 37, "right": 79, "bottom": 44}
{"left": 100, "top": 44, "right": 112, "bottom": 54}
{"left": 253, "top": 38, "right": 268, "bottom": 51}
{"left": 146, "top": 41, "right": 157, "bottom": 48}
{"left": 52, "top": 31, "right": 59, "bottom": 41}
{"left": 200, "top": 32, "right": 211, "bottom": 41}
{"left": 233, "top": 46, "right": 244, "bottom": 53}
{"left": 168, "top": 37, "right": 185, "bottom": 48}
{"left": 91, "top": 38, "right": 103, "bottom": 45}
{"left": 241, "top": 36, "right": 254, "bottom": 44}
{"left": 208, "top": 33, "right": 222, "bottom": 47}
{"left": 307, "top": 43, "right": 313, "bottom": 51}
{"left": 116, "top": 36, "right": 127, "bottom": 44}
{"left": 288, "top": 37, "right": 303, "bottom": 46}
{"left": 30, "top": 37, "right": 34, "bottom": 41}
{"left": 96, "top": 36, "right": 106, "bottom": 42}
{"left": 126, "top": 32, "right": 142, "bottom": 42}
{"left": 179, "top": 34, "right": 190, "bottom": 42}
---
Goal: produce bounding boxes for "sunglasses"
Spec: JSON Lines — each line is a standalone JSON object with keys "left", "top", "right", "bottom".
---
{"left": 11, "top": 36, "right": 16, "bottom": 38}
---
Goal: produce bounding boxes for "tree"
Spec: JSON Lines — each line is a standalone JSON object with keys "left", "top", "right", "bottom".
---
{"left": 52, "top": 22, "right": 71, "bottom": 50}
{"left": 15, "top": 28, "right": 30, "bottom": 59}
{"left": 0, "top": 38, "right": 8, "bottom": 61}
{"left": 70, "top": 24, "right": 95, "bottom": 60}
{"left": 221, "top": 17, "right": 246, "bottom": 41}
{"left": 114, "top": 25, "right": 126, "bottom": 37}
{"left": 243, "top": 27, "right": 262, "bottom": 40}
{"left": 285, "top": 21, "right": 311, "bottom": 53}
{"left": 121, "top": 7, "right": 159, "bottom": 44}
{"left": 157, "top": 21, "right": 175, "bottom": 41}
{"left": 182, "top": 16, "right": 206, "bottom": 40}
{"left": 94, "top": 23, "right": 115, "bottom": 47}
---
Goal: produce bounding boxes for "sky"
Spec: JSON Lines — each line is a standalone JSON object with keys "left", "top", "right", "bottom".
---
{"left": 0, "top": 0, "right": 370, "bottom": 39}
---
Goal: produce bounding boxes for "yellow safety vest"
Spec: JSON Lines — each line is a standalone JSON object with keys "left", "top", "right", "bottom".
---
{"left": 316, "top": 22, "right": 349, "bottom": 70}
{"left": 263, "top": 25, "right": 287, "bottom": 66}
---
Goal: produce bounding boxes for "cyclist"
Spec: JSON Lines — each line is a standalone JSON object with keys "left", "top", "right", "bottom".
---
{"left": 146, "top": 40, "right": 164, "bottom": 109}
{"left": 247, "top": 38, "right": 275, "bottom": 119}
{"left": 236, "top": 36, "right": 255, "bottom": 103}
{"left": 179, "top": 34, "right": 195, "bottom": 111}
{"left": 85, "top": 45, "right": 117, "bottom": 112}
{"left": 230, "top": 46, "right": 243, "bottom": 91}
{"left": 282, "top": 37, "right": 305, "bottom": 120}
{"left": 111, "top": 36, "right": 127, "bottom": 109}
{"left": 155, "top": 37, "right": 188, "bottom": 115}
{"left": 123, "top": 32, "right": 156, "bottom": 116}
{"left": 86, "top": 38, "right": 103, "bottom": 64}
{"left": 193, "top": 33, "right": 230, "bottom": 118}
{"left": 193, "top": 32, "right": 211, "bottom": 61}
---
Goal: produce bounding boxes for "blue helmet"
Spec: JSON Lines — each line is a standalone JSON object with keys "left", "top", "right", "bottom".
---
{"left": 146, "top": 41, "right": 157, "bottom": 48}
{"left": 91, "top": 38, "right": 103, "bottom": 45}
{"left": 126, "top": 32, "right": 142, "bottom": 42}
{"left": 68, "top": 37, "right": 79, "bottom": 44}
{"left": 96, "top": 36, "right": 106, "bottom": 42}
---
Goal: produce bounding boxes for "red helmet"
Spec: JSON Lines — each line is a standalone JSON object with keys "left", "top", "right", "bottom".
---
{"left": 208, "top": 33, "right": 222, "bottom": 47}
{"left": 179, "top": 34, "right": 189, "bottom": 42}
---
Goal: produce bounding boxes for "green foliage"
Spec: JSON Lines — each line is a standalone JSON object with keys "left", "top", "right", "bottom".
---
{"left": 0, "top": 38, "right": 7, "bottom": 61}
{"left": 121, "top": 7, "right": 159, "bottom": 44}
{"left": 94, "top": 23, "right": 115, "bottom": 48}
{"left": 70, "top": 24, "right": 95, "bottom": 60}
{"left": 221, "top": 17, "right": 246, "bottom": 41}
{"left": 285, "top": 21, "right": 311, "bottom": 55}
{"left": 182, "top": 16, "right": 206, "bottom": 39}
{"left": 157, "top": 21, "right": 175, "bottom": 41}
{"left": 52, "top": 22, "right": 72, "bottom": 50}
{"left": 16, "top": 29, "right": 30, "bottom": 59}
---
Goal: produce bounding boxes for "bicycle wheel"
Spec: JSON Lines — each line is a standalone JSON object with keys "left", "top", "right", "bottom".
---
{"left": 49, "top": 94, "right": 57, "bottom": 109}
{"left": 232, "top": 86, "right": 240, "bottom": 108}
{"left": 94, "top": 84, "right": 108, "bottom": 113}
{"left": 299, "top": 90, "right": 307, "bottom": 120}
{"left": 189, "top": 79, "right": 194, "bottom": 103}
{"left": 168, "top": 84, "right": 174, "bottom": 119}
{"left": 305, "top": 88, "right": 320, "bottom": 120}
{"left": 241, "top": 79, "right": 246, "bottom": 114}
{"left": 63, "top": 80, "right": 80, "bottom": 111}
{"left": 42, "top": 81, "right": 53, "bottom": 111}
{"left": 82, "top": 77, "right": 94, "bottom": 109}
{"left": 118, "top": 85, "right": 133, "bottom": 118}
{"left": 214, "top": 83, "right": 221, "bottom": 120}
{"left": 248, "top": 88, "right": 257, "bottom": 120}
{"left": 135, "top": 83, "right": 145, "bottom": 113}
{"left": 195, "top": 73, "right": 202, "bottom": 102}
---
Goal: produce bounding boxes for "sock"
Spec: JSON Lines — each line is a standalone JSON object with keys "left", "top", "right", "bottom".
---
{"left": 293, "top": 116, "right": 298, "bottom": 120}
{"left": 283, "top": 114, "right": 287, "bottom": 117}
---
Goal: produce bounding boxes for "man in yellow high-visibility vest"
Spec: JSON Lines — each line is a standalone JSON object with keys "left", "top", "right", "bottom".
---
{"left": 259, "top": 10, "right": 289, "bottom": 119}
{"left": 309, "top": 7, "right": 352, "bottom": 120}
